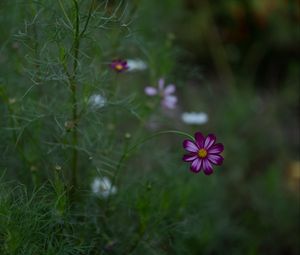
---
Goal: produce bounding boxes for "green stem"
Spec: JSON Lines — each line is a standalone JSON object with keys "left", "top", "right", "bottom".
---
{"left": 105, "top": 130, "right": 193, "bottom": 250}
{"left": 119, "top": 130, "right": 192, "bottom": 172}
{"left": 69, "top": 0, "right": 95, "bottom": 192}
{"left": 107, "top": 130, "right": 193, "bottom": 207}
{"left": 70, "top": 0, "right": 80, "bottom": 191}
{"left": 125, "top": 130, "right": 194, "bottom": 156}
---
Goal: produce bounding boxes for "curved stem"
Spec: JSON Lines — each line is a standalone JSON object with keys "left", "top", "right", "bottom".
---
{"left": 105, "top": 129, "right": 192, "bottom": 251}
{"left": 119, "top": 130, "right": 193, "bottom": 173}
{"left": 125, "top": 130, "right": 194, "bottom": 157}
{"left": 107, "top": 130, "right": 193, "bottom": 206}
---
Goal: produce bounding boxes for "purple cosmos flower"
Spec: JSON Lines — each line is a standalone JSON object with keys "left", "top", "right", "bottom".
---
{"left": 182, "top": 132, "right": 224, "bottom": 175}
{"left": 144, "top": 78, "right": 177, "bottom": 109}
{"left": 110, "top": 59, "right": 128, "bottom": 73}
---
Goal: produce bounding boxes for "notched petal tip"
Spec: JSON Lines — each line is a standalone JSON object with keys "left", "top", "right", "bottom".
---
{"left": 204, "top": 134, "right": 216, "bottom": 149}
{"left": 194, "top": 132, "right": 205, "bottom": 147}
{"left": 207, "top": 133, "right": 216, "bottom": 140}
{"left": 183, "top": 139, "right": 199, "bottom": 153}
{"left": 203, "top": 159, "right": 214, "bottom": 175}
{"left": 207, "top": 154, "right": 224, "bottom": 166}
{"left": 190, "top": 162, "right": 202, "bottom": 173}
{"left": 209, "top": 143, "right": 224, "bottom": 154}
{"left": 190, "top": 167, "right": 201, "bottom": 174}
{"left": 182, "top": 153, "right": 198, "bottom": 162}
{"left": 204, "top": 169, "right": 214, "bottom": 175}
{"left": 190, "top": 158, "right": 202, "bottom": 172}
{"left": 194, "top": 131, "right": 204, "bottom": 137}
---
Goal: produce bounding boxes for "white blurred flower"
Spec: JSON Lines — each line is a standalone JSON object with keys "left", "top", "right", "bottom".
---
{"left": 91, "top": 177, "right": 117, "bottom": 198}
{"left": 181, "top": 112, "right": 208, "bottom": 125}
{"left": 9, "top": 98, "right": 16, "bottom": 104}
{"left": 88, "top": 94, "right": 107, "bottom": 109}
{"left": 127, "top": 59, "right": 147, "bottom": 71}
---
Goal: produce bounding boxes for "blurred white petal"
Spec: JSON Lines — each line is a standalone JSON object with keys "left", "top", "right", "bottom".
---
{"left": 181, "top": 112, "right": 208, "bottom": 125}
{"left": 127, "top": 59, "right": 147, "bottom": 71}
{"left": 88, "top": 94, "right": 107, "bottom": 109}
{"left": 91, "top": 177, "right": 117, "bottom": 199}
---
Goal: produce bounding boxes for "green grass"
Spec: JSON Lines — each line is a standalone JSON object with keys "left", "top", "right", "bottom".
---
{"left": 0, "top": 0, "right": 299, "bottom": 254}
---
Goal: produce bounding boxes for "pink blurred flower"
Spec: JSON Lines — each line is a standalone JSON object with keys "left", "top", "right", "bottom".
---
{"left": 109, "top": 59, "right": 128, "bottom": 73}
{"left": 144, "top": 78, "right": 177, "bottom": 109}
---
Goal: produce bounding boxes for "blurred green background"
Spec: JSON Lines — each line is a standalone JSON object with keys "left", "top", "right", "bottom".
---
{"left": 0, "top": 0, "right": 299, "bottom": 254}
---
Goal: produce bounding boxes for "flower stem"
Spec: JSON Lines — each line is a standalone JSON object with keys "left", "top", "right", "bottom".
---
{"left": 126, "top": 130, "right": 194, "bottom": 156}
{"left": 105, "top": 129, "right": 192, "bottom": 248}
{"left": 108, "top": 130, "right": 193, "bottom": 200}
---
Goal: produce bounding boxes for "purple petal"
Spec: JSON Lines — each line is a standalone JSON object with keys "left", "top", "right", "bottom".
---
{"left": 203, "top": 159, "right": 214, "bottom": 175}
{"left": 207, "top": 154, "right": 224, "bottom": 165}
{"left": 183, "top": 140, "right": 199, "bottom": 153}
{"left": 164, "top": 84, "right": 176, "bottom": 95}
{"left": 190, "top": 158, "right": 202, "bottom": 173}
{"left": 162, "top": 95, "right": 177, "bottom": 109}
{"left": 110, "top": 59, "right": 128, "bottom": 72}
{"left": 195, "top": 132, "right": 205, "bottom": 148}
{"left": 158, "top": 78, "right": 165, "bottom": 91}
{"left": 204, "top": 134, "right": 216, "bottom": 149}
{"left": 144, "top": 86, "right": 158, "bottom": 96}
{"left": 208, "top": 143, "right": 224, "bottom": 154}
{"left": 183, "top": 153, "right": 198, "bottom": 162}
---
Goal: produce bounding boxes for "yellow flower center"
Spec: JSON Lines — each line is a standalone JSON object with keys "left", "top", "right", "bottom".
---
{"left": 115, "top": 64, "right": 123, "bottom": 71}
{"left": 198, "top": 148, "right": 207, "bottom": 158}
